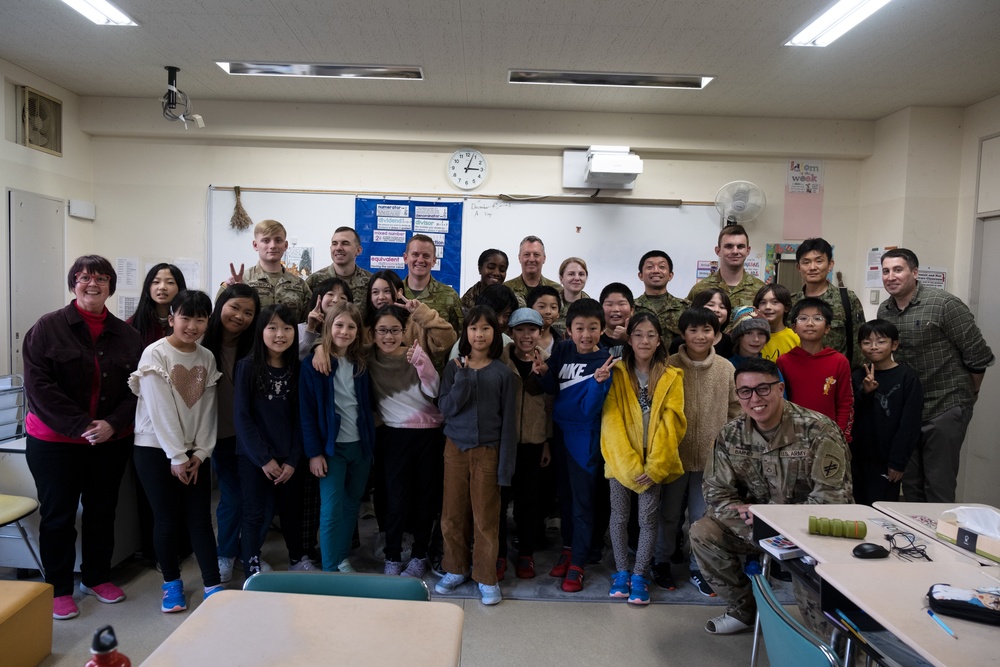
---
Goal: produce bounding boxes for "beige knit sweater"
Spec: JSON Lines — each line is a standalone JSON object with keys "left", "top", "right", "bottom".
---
{"left": 666, "top": 346, "right": 741, "bottom": 471}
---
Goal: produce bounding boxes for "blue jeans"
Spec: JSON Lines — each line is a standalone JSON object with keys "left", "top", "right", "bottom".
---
{"left": 213, "top": 435, "right": 271, "bottom": 559}
{"left": 317, "top": 441, "right": 370, "bottom": 570}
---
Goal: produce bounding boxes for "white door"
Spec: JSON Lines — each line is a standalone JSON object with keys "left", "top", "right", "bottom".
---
{"left": 960, "top": 215, "right": 1000, "bottom": 506}
{"left": 7, "top": 189, "right": 65, "bottom": 376}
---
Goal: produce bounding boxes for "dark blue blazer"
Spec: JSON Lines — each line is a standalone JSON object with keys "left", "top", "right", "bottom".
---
{"left": 299, "top": 353, "right": 376, "bottom": 460}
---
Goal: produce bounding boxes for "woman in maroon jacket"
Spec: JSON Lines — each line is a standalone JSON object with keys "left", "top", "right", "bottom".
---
{"left": 22, "top": 255, "right": 144, "bottom": 621}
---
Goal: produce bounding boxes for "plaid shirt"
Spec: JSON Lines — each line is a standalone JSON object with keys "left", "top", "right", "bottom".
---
{"left": 878, "top": 282, "right": 994, "bottom": 420}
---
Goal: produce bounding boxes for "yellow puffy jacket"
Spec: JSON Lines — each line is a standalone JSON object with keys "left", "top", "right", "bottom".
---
{"left": 601, "top": 362, "right": 686, "bottom": 493}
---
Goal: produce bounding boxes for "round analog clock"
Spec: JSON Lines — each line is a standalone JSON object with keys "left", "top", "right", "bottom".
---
{"left": 447, "top": 149, "right": 488, "bottom": 190}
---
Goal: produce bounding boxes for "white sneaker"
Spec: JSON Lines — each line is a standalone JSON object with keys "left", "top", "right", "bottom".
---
{"left": 705, "top": 612, "right": 752, "bottom": 635}
{"left": 336, "top": 558, "right": 356, "bottom": 573}
{"left": 479, "top": 582, "right": 502, "bottom": 605}
{"left": 434, "top": 572, "right": 468, "bottom": 594}
{"left": 289, "top": 557, "right": 318, "bottom": 572}
{"left": 218, "top": 557, "right": 234, "bottom": 584}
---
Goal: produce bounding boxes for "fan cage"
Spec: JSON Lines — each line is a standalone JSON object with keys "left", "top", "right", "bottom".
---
{"left": 18, "top": 86, "right": 63, "bottom": 157}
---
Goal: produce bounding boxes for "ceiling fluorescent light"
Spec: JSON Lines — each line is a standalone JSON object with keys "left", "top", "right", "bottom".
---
{"left": 217, "top": 62, "right": 423, "bottom": 81}
{"left": 786, "top": 0, "right": 894, "bottom": 47}
{"left": 508, "top": 70, "right": 713, "bottom": 90}
{"left": 60, "top": 0, "right": 137, "bottom": 26}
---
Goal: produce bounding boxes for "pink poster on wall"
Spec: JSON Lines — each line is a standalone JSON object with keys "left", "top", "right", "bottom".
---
{"left": 784, "top": 159, "right": 824, "bottom": 239}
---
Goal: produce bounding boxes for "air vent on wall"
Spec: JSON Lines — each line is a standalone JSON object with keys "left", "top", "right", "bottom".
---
{"left": 16, "top": 86, "right": 63, "bottom": 157}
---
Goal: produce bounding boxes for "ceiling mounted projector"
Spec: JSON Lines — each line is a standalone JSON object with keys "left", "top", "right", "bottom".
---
{"left": 562, "top": 146, "right": 643, "bottom": 190}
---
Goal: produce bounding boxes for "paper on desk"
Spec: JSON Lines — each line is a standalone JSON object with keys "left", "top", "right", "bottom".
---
{"left": 941, "top": 506, "right": 1000, "bottom": 540}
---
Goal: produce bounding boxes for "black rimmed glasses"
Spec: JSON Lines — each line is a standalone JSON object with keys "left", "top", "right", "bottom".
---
{"left": 374, "top": 327, "right": 404, "bottom": 337}
{"left": 735, "top": 380, "right": 781, "bottom": 400}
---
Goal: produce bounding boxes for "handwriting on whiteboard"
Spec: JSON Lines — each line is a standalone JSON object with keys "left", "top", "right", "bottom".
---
{"left": 470, "top": 201, "right": 513, "bottom": 218}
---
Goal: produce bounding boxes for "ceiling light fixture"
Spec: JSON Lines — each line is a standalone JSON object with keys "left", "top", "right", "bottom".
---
{"left": 509, "top": 70, "right": 713, "bottom": 90}
{"left": 216, "top": 62, "right": 423, "bottom": 80}
{"left": 786, "top": 0, "right": 894, "bottom": 47}
{"left": 59, "top": 0, "right": 137, "bottom": 26}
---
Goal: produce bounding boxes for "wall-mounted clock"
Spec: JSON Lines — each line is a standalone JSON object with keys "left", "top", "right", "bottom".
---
{"left": 448, "top": 149, "right": 488, "bottom": 190}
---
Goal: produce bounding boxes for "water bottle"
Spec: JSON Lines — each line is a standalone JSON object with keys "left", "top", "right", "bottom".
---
{"left": 85, "top": 625, "right": 131, "bottom": 667}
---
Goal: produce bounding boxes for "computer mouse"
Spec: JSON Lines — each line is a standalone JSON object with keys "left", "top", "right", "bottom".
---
{"left": 852, "top": 542, "right": 890, "bottom": 559}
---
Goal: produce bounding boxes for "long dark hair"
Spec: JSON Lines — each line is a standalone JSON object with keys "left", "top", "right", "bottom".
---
{"left": 250, "top": 304, "right": 299, "bottom": 399}
{"left": 131, "top": 263, "right": 187, "bottom": 342}
{"left": 202, "top": 284, "right": 260, "bottom": 367}
{"left": 458, "top": 306, "right": 503, "bottom": 359}
{"left": 364, "top": 270, "right": 404, "bottom": 329}
{"left": 622, "top": 311, "right": 668, "bottom": 397}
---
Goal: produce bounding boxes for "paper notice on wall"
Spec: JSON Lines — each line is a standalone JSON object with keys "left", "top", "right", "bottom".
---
{"left": 865, "top": 246, "right": 896, "bottom": 288}
{"left": 117, "top": 294, "right": 139, "bottom": 321}
{"left": 744, "top": 256, "right": 763, "bottom": 280}
{"left": 174, "top": 258, "right": 202, "bottom": 291}
{"left": 115, "top": 257, "right": 140, "bottom": 290}
{"left": 696, "top": 260, "right": 718, "bottom": 280}
{"left": 370, "top": 255, "right": 406, "bottom": 270}
{"left": 921, "top": 266, "right": 947, "bottom": 291}
{"left": 787, "top": 160, "right": 823, "bottom": 193}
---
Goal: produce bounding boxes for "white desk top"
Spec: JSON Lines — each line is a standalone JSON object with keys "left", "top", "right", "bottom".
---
{"left": 140, "top": 590, "right": 464, "bottom": 667}
{"left": 750, "top": 503, "right": 977, "bottom": 565}
{"left": 874, "top": 502, "right": 1000, "bottom": 567}
{"left": 815, "top": 561, "right": 1000, "bottom": 667}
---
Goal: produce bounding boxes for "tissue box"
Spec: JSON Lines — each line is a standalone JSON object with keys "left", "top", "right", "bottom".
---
{"left": 936, "top": 518, "right": 1000, "bottom": 563}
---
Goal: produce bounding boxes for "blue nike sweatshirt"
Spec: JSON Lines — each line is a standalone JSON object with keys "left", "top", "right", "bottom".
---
{"left": 540, "top": 340, "right": 611, "bottom": 473}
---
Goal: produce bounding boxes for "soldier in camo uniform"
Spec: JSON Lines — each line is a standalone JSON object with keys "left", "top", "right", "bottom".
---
{"left": 633, "top": 250, "right": 690, "bottom": 340}
{"left": 305, "top": 226, "right": 372, "bottom": 307}
{"left": 791, "top": 238, "right": 866, "bottom": 369}
{"left": 401, "top": 234, "right": 463, "bottom": 336}
{"left": 690, "top": 357, "right": 852, "bottom": 636}
{"left": 219, "top": 219, "right": 310, "bottom": 323}
{"left": 686, "top": 225, "right": 764, "bottom": 309}
{"left": 504, "top": 235, "right": 561, "bottom": 305}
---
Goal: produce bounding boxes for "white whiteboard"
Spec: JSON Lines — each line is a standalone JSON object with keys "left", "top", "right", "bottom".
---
{"left": 206, "top": 188, "right": 720, "bottom": 301}
{"left": 461, "top": 200, "right": 719, "bottom": 300}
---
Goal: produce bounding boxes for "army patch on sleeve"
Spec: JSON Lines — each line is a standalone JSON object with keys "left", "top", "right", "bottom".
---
{"left": 821, "top": 455, "right": 841, "bottom": 479}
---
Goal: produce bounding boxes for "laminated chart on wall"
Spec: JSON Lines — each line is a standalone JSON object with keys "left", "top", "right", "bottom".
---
{"left": 355, "top": 198, "right": 464, "bottom": 293}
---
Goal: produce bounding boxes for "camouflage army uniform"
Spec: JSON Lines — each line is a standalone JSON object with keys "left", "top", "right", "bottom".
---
{"left": 503, "top": 274, "right": 560, "bottom": 306}
{"left": 634, "top": 292, "right": 690, "bottom": 339}
{"left": 305, "top": 264, "right": 372, "bottom": 307}
{"left": 690, "top": 401, "right": 852, "bottom": 628}
{"left": 686, "top": 271, "right": 765, "bottom": 310}
{"left": 553, "top": 289, "right": 590, "bottom": 337}
{"left": 403, "top": 277, "right": 463, "bottom": 337}
{"left": 218, "top": 264, "right": 311, "bottom": 323}
{"left": 791, "top": 282, "right": 866, "bottom": 369}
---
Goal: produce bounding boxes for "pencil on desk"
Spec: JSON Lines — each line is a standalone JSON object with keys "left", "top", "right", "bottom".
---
{"left": 927, "top": 609, "right": 958, "bottom": 639}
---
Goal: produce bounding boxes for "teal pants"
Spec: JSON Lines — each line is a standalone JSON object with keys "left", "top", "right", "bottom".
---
{"left": 317, "top": 440, "right": 371, "bottom": 571}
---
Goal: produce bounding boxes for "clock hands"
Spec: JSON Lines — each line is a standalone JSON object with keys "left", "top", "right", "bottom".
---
{"left": 465, "top": 154, "right": 474, "bottom": 173}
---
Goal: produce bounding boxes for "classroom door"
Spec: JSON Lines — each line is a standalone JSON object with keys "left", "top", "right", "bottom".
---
{"left": 7, "top": 189, "right": 65, "bottom": 376}
{"left": 960, "top": 215, "right": 1000, "bottom": 506}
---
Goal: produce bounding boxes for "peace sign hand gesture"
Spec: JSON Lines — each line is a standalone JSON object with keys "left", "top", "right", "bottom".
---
{"left": 531, "top": 349, "right": 548, "bottom": 376}
{"left": 594, "top": 355, "right": 618, "bottom": 384}
{"left": 224, "top": 263, "right": 245, "bottom": 287}
{"left": 862, "top": 363, "right": 878, "bottom": 394}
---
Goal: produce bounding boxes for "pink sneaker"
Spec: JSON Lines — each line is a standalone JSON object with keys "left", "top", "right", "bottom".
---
{"left": 80, "top": 582, "right": 126, "bottom": 604}
{"left": 53, "top": 595, "right": 79, "bottom": 620}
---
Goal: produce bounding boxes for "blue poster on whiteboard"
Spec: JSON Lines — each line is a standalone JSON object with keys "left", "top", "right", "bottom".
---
{"left": 355, "top": 198, "right": 464, "bottom": 294}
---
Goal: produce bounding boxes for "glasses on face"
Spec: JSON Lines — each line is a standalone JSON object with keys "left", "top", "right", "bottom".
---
{"left": 75, "top": 273, "right": 111, "bottom": 286}
{"left": 735, "top": 380, "right": 781, "bottom": 400}
{"left": 374, "top": 327, "right": 404, "bottom": 337}
{"left": 795, "top": 315, "right": 826, "bottom": 324}
{"left": 629, "top": 332, "right": 659, "bottom": 342}
{"left": 861, "top": 338, "right": 891, "bottom": 348}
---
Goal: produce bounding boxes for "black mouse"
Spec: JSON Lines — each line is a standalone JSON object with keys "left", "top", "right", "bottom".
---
{"left": 852, "top": 542, "right": 890, "bottom": 559}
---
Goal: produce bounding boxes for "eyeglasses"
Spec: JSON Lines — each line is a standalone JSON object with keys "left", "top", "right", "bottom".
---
{"left": 795, "top": 315, "right": 826, "bottom": 324}
{"left": 885, "top": 532, "right": 932, "bottom": 562}
{"left": 374, "top": 327, "right": 404, "bottom": 337}
{"left": 629, "top": 332, "right": 660, "bottom": 342}
{"left": 75, "top": 273, "right": 111, "bottom": 286}
{"left": 860, "top": 338, "right": 891, "bottom": 348}
{"left": 735, "top": 380, "right": 781, "bottom": 400}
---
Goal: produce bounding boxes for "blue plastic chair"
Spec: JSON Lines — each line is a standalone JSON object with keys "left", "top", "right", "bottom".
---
{"left": 242, "top": 570, "right": 430, "bottom": 601}
{"left": 749, "top": 570, "right": 843, "bottom": 667}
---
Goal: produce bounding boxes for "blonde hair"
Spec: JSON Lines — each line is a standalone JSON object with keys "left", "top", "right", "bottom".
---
{"left": 559, "top": 257, "right": 588, "bottom": 278}
{"left": 254, "top": 219, "right": 287, "bottom": 239}
{"left": 320, "top": 302, "right": 366, "bottom": 375}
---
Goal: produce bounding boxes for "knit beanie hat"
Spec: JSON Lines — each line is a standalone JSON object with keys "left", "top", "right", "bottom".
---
{"left": 730, "top": 306, "right": 771, "bottom": 341}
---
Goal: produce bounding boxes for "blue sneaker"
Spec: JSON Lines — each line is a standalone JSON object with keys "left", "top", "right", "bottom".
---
{"left": 434, "top": 572, "right": 468, "bottom": 594}
{"left": 478, "top": 582, "right": 502, "bottom": 605}
{"left": 161, "top": 580, "right": 186, "bottom": 613}
{"left": 609, "top": 570, "right": 630, "bottom": 598}
{"left": 203, "top": 585, "right": 225, "bottom": 601}
{"left": 628, "top": 574, "right": 650, "bottom": 605}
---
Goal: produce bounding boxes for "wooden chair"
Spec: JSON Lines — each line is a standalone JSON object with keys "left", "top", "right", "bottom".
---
{"left": 749, "top": 569, "right": 843, "bottom": 667}
{"left": 0, "top": 494, "right": 44, "bottom": 577}
{"left": 243, "top": 570, "right": 430, "bottom": 601}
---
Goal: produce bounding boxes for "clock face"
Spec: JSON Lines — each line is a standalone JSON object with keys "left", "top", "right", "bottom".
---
{"left": 448, "top": 149, "right": 488, "bottom": 190}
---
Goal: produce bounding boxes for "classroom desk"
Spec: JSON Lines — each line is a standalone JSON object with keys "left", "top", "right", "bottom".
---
{"left": 874, "top": 501, "right": 1000, "bottom": 567}
{"left": 816, "top": 562, "right": 1000, "bottom": 667}
{"left": 140, "top": 590, "right": 464, "bottom": 667}
{"left": 750, "top": 504, "right": 977, "bottom": 566}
